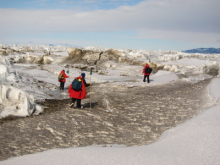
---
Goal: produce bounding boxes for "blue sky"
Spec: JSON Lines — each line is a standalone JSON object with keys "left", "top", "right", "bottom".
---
{"left": 0, "top": 0, "right": 143, "bottom": 10}
{"left": 0, "top": 0, "right": 220, "bottom": 51}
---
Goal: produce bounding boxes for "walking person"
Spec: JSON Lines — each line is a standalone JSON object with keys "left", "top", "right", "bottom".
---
{"left": 143, "top": 63, "right": 152, "bottom": 83}
{"left": 68, "top": 73, "right": 90, "bottom": 108}
{"left": 58, "top": 70, "right": 69, "bottom": 90}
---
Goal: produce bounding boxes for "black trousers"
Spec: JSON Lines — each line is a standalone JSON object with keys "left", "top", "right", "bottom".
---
{"left": 60, "top": 81, "right": 65, "bottom": 90}
{"left": 143, "top": 75, "right": 150, "bottom": 83}
{"left": 71, "top": 98, "right": 82, "bottom": 108}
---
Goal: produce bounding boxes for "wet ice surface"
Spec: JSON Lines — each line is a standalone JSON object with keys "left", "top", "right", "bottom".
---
{"left": 0, "top": 79, "right": 212, "bottom": 161}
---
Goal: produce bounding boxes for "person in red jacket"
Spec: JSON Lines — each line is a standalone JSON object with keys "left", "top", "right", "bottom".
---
{"left": 68, "top": 73, "right": 90, "bottom": 108}
{"left": 142, "top": 63, "right": 152, "bottom": 83}
{"left": 58, "top": 70, "right": 69, "bottom": 90}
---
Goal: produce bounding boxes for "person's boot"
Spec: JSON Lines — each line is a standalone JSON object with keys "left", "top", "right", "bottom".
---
{"left": 70, "top": 102, "right": 75, "bottom": 108}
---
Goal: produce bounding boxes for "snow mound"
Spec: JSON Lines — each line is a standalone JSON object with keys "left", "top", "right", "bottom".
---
{"left": 0, "top": 56, "right": 43, "bottom": 119}
{"left": 201, "top": 61, "right": 220, "bottom": 76}
{"left": 12, "top": 53, "right": 54, "bottom": 64}
{"left": 0, "top": 85, "right": 43, "bottom": 118}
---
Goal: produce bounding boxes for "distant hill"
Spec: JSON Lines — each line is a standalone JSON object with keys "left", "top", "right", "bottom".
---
{"left": 182, "top": 48, "right": 220, "bottom": 54}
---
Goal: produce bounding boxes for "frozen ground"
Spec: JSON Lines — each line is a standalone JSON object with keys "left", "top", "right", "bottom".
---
{"left": 0, "top": 45, "right": 220, "bottom": 164}
{"left": 1, "top": 105, "right": 219, "bottom": 165}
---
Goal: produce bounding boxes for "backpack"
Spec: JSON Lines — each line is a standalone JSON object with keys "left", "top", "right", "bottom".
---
{"left": 72, "top": 78, "right": 82, "bottom": 91}
{"left": 145, "top": 67, "right": 152, "bottom": 74}
{"left": 58, "top": 73, "right": 63, "bottom": 82}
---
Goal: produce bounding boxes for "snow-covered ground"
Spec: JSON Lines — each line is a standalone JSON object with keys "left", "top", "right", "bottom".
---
{"left": 0, "top": 44, "right": 220, "bottom": 164}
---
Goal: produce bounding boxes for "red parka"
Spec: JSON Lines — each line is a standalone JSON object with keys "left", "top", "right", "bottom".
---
{"left": 59, "top": 70, "right": 69, "bottom": 82}
{"left": 68, "top": 76, "right": 87, "bottom": 99}
{"left": 143, "top": 64, "right": 150, "bottom": 76}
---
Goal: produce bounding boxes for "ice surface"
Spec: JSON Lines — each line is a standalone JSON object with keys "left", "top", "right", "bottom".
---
{"left": 0, "top": 44, "right": 220, "bottom": 164}
{"left": 0, "top": 104, "right": 219, "bottom": 165}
